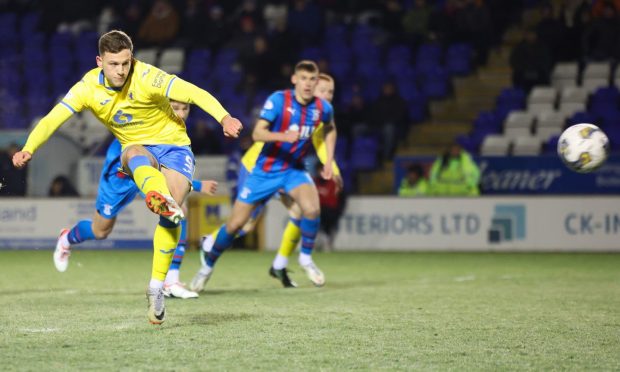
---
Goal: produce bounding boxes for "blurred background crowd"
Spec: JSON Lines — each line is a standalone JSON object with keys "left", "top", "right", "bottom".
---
{"left": 1, "top": 0, "right": 619, "bottom": 198}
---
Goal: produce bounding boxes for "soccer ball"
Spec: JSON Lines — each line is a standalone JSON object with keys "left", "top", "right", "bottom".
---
{"left": 557, "top": 123, "right": 609, "bottom": 173}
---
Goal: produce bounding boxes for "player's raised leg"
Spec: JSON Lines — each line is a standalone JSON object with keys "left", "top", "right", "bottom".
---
{"left": 122, "top": 146, "right": 184, "bottom": 224}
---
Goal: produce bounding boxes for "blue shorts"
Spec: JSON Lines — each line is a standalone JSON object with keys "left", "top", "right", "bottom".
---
{"left": 96, "top": 157, "right": 140, "bottom": 219}
{"left": 141, "top": 144, "right": 195, "bottom": 182}
{"left": 237, "top": 168, "right": 314, "bottom": 205}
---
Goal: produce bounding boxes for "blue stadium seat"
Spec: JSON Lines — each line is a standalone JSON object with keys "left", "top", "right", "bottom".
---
{"left": 19, "top": 12, "right": 40, "bottom": 35}
{"left": 351, "top": 136, "right": 379, "bottom": 170}
{"left": 496, "top": 87, "right": 526, "bottom": 107}
{"left": 300, "top": 46, "right": 323, "bottom": 61}
{"left": 420, "top": 66, "right": 449, "bottom": 99}
{"left": 416, "top": 42, "right": 443, "bottom": 63}
{"left": 567, "top": 111, "right": 596, "bottom": 126}
{"left": 445, "top": 43, "right": 472, "bottom": 76}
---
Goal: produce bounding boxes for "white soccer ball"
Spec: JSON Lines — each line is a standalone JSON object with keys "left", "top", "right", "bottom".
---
{"left": 557, "top": 123, "right": 610, "bottom": 173}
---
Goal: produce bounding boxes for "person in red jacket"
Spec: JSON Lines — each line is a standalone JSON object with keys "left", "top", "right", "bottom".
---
{"left": 313, "top": 162, "right": 344, "bottom": 251}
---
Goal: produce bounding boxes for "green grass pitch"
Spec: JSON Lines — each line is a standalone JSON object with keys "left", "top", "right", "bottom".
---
{"left": 0, "top": 250, "right": 619, "bottom": 370}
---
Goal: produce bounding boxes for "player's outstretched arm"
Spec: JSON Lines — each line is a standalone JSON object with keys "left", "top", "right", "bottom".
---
{"left": 167, "top": 78, "right": 242, "bottom": 137}
{"left": 320, "top": 120, "right": 337, "bottom": 180}
{"left": 12, "top": 151, "right": 32, "bottom": 169}
{"left": 191, "top": 179, "right": 218, "bottom": 195}
{"left": 312, "top": 123, "right": 342, "bottom": 186}
{"left": 14, "top": 103, "right": 76, "bottom": 168}
{"left": 252, "top": 119, "right": 299, "bottom": 143}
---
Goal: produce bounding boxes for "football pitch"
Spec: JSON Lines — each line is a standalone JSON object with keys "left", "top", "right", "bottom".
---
{"left": 1, "top": 250, "right": 619, "bottom": 371}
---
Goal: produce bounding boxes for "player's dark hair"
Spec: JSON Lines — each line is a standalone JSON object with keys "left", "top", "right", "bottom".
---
{"left": 98, "top": 30, "right": 133, "bottom": 55}
{"left": 294, "top": 60, "right": 319, "bottom": 74}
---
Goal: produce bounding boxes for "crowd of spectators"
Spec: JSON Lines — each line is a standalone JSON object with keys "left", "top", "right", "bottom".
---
{"left": 510, "top": 0, "right": 620, "bottom": 92}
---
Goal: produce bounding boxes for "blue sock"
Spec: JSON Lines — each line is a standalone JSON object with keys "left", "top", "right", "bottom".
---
{"left": 67, "top": 220, "right": 96, "bottom": 244}
{"left": 128, "top": 155, "right": 151, "bottom": 174}
{"left": 300, "top": 217, "right": 320, "bottom": 255}
{"left": 170, "top": 220, "right": 187, "bottom": 270}
{"left": 207, "top": 225, "right": 236, "bottom": 268}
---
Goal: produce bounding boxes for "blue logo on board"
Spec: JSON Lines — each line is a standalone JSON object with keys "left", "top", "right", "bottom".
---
{"left": 488, "top": 204, "right": 526, "bottom": 243}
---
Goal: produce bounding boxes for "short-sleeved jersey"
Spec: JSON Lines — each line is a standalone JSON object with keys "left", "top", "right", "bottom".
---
{"left": 61, "top": 60, "right": 190, "bottom": 148}
{"left": 255, "top": 89, "right": 333, "bottom": 172}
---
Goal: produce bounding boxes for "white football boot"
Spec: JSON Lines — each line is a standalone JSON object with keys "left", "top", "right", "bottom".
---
{"left": 53, "top": 228, "right": 71, "bottom": 272}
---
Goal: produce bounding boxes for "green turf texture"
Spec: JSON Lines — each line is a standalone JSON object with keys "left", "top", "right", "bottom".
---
{"left": 0, "top": 250, "right": 619, "bottom": 371}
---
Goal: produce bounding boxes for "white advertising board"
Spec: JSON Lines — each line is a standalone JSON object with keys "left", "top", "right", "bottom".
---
{"left": 0, "top": 198, "right": 157, "bottom": 249}
{"left": 264, "top": 197, "right": 620, "bottom": 251}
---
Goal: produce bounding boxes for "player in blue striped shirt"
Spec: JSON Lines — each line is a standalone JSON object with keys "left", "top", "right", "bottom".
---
{"left": 191, "top": 60, "right": 337, "bottom": 289}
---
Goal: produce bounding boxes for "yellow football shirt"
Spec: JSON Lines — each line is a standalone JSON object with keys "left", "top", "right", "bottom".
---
{"left": 23, "top": 59, "right": 230, "bottom": 154}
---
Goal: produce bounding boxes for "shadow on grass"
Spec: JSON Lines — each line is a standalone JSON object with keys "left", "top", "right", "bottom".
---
{"left": 184, "top": 312, "right": 257, "bottom": 326}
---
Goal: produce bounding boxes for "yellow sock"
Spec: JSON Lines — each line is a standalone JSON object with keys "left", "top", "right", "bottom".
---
{"left": 151, "top": 224, "right": 181, "bottom": 281}
{"left": 277, "top": 220, "right": 301, "bottom": 258}
{"left": 133, "top": 165, "right": 171, "bottom": 196}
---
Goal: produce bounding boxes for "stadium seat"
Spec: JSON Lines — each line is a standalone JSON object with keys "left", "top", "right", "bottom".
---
{"left": 512, "top": 136, "right": 542, "bottom": 156}
{"left": 420, "top": 66, "right": 449, "bottom": 99}
{"left": 536, "top": 126, "right": 563, "bottom": 141}
{"left": 558, "top": 102, "right": 587, "bottom": 117}
{"left": 583, "top": 61, "right": 611, "bottom": 79}
{"left": 536, "top": 110, "right": 566, "bottom": 128}
{"left": 445, "top": 43, "right": 472, "bottom": 76}
{"left": 159, "top": 48, "right": 185, "bottom": 74}
{"left": 496, "top": 87, "right": 526, "bottom": 108}
{"left": 559, "top": 86, "right": 589, "bottom": 104}
{"left": 480, "top": 135, "right": 511, "bottom": 156}
{"left": 527, "top": 102, "right": 555, "bottom": 115}
{"left": 504, "top": 126, "right": 531, "bottom": 139}
{"left": 582, "top": 73, "right": 609, "bottom": 94}
{"left": 551, "top": 62, "right": 578, "bottom": 89}
{"left": 504, "top": 110, "right": 534, "bottom": 130}
{"left": 134, "top": 48, "right": 158, "bottom": 65}
{"left": 567, "top": 111, "right": 596, "bottom": 126}
{"left": 350, "top": 136, "right": 379, "bottom": 170}
{"left": 528, "top": 86, "right": 557, "bottom": 105}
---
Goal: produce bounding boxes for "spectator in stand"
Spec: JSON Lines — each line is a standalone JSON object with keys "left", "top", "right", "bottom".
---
{"left": 137, "top": 0, "right": 179, "bottom": 47}
{"left": 287, "top": 0, "right": 323, "bottom": 46}
{"left": 591, "top": 0, "right": 620, "bottom": 17}
{"left": 0, "top": 143, "right": 27, "bottom": 197}
{"left": 340, "top": 92, "right": 368, "bottom": 142}
{"left": 189, "top": 119, "right": 223, "bottom": 155}
{"left": 429, "top": 143, "right": 480, "bottom": 196}
{"left": 48, "top": 175, "right": 79, "bottom": 197}
{"left": 370, "top": 81, "right": 408, "bottom": 160}
{"left": 509, "top": 30, "right": 552, "bottom": 92}
{"left": 398, "top": 163, "right": 429, "bottom": 197}
{"left": 402, "top": 0, "right": 433, "bottom": 49}
{"left": 536, "top": 3, "right": 569, "bottom": 64}
{"left": 239, "top": 35, "right": 280, "bottom": 90}
{"left": 452, "top": 0, "right": 493, "bottom": 66}
{"left": 582, "top": 3, "right": 620, "bottom": 61}
{"left": 313, "top": 163, "right": 344, "bottom": 252}
{"left": 263, "top": 0, "right": 288, "bottom": 33}
{"left": 202, "top": 5, "right": 232, "bottom": 52}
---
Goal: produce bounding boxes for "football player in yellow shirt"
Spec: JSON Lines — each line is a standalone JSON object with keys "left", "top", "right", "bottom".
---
{"left": 192, "top": 73, "right": 341, "bottom": 290}
{"left": 12, "top": 30, "right": 242, "bottom": 324}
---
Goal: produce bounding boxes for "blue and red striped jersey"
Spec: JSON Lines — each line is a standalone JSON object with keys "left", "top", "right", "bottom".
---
{"left": 256, "top": 89, "right": 334, "bottom": 172}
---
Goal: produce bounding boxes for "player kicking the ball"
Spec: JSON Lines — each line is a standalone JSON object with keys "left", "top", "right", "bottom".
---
{"left": 53, "top": 100, "right": 216, "bottom": 299}
{"left": 13, "top": 30, "right": 242, "bottom": 324}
